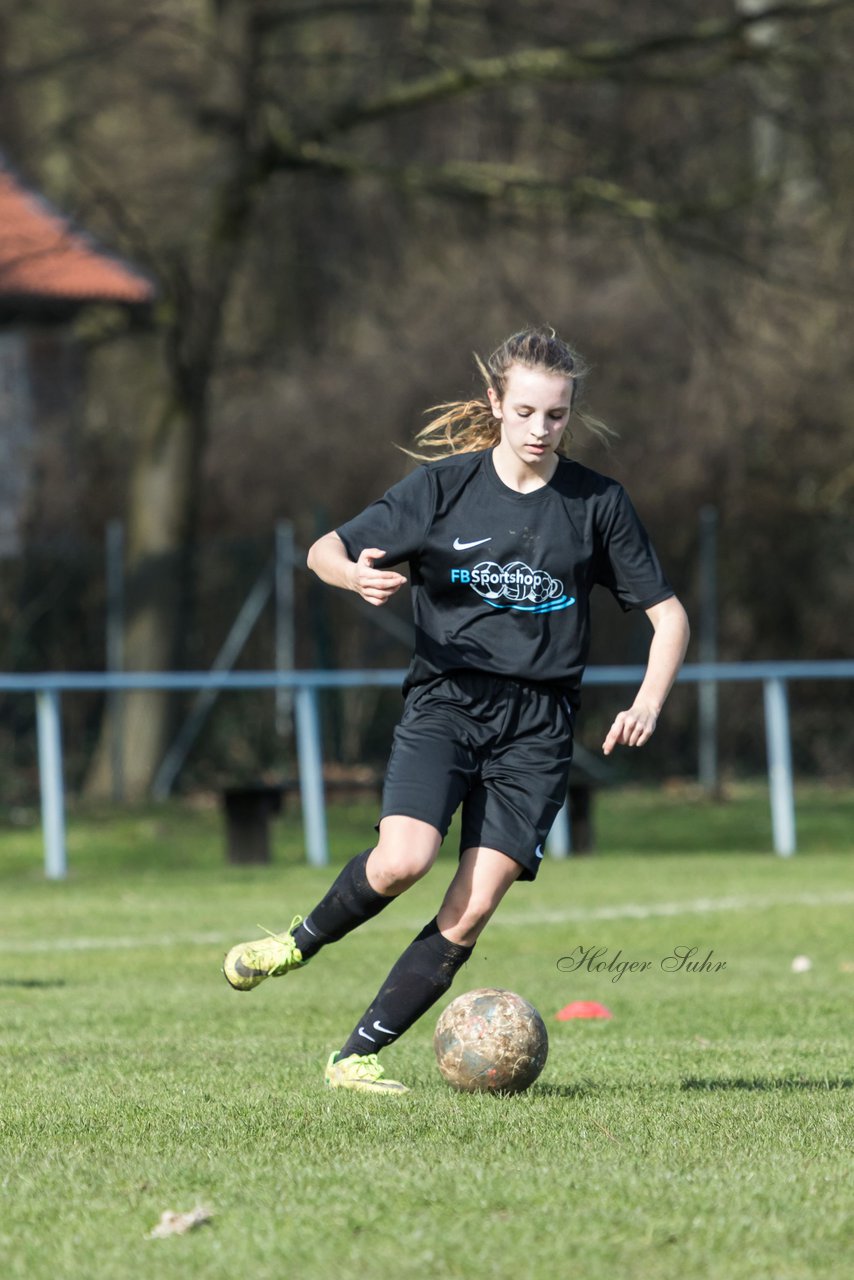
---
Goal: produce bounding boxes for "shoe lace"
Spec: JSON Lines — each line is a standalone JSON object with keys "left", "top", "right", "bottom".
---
{"left": 256, "top": 915, "right": 303, "bottom": 943}
{"left": 345, "top": 1054, "right": 384, "bottom": 1082}
{"left": 242, "top": 917, "right": 304, "bottom": 970}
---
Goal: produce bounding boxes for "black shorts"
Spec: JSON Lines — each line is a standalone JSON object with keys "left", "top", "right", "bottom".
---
{"left": 380, "top": 671, "right": 574, "bottom": 882}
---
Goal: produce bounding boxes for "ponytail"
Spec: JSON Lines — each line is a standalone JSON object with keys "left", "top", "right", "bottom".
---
{"left": 402, "top": 326, "right": 613, "bottom": 461}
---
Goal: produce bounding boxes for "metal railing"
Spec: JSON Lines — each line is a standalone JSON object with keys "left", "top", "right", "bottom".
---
{"left": 1, "top": 660, "right": 852, "bottom": 878}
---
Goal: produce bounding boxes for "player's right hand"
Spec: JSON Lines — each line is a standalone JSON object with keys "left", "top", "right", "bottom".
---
{"left": 349, "top": 548, "right": 407, "bottom": 607}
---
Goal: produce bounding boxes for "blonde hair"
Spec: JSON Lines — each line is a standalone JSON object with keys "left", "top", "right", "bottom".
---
{"left": 407, "top": 327, "right": 613, "bottom": 461}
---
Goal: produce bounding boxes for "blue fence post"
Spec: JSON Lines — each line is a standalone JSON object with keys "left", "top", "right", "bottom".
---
{"left": 35, "top": 690, "right": 67, "bottom": 880}
{"left": 763, "top": 676, "right": 796, "bottom": 856}
{"left": 546, "top": 799, "right": 571, "bottom": 859}
{"left": 294, "top": 684, "right": 329, "bottom": 867}
{"left": 4, "top": 661, "right": 853, "bottom": 878}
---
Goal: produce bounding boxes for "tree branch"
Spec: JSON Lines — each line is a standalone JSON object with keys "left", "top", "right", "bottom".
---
{"left": 254, "top": 0, "right": 409, "bottom": 27}
{"left": 252, "top": 0, "right": 495, "bottom": 30}
{"left": 6, "top": 17, "right": 160, "bottom": 83}
{"left": 311, "top": 0, "right": 854, "bottom": 139}
{"left": 266, "top": 138, "right": 762, "bottom": 228}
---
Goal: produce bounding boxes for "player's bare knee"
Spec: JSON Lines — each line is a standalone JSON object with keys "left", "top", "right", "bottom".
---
{"left": 367, "top": 844, "right": 434, "bottom": 894}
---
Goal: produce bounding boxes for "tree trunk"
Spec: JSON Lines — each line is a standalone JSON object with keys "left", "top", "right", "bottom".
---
{"left": 85, "top": 364, "right": 206, "bottom": 800}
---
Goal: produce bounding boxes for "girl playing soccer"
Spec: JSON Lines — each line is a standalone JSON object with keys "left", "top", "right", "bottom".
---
{"left": 223, "top": 327, "right": 690, "bottom": 1093}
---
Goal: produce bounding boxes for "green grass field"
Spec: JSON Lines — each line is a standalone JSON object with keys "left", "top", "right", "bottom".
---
{"left": 1, "top": 785, "right": 852, "bottom": 1279}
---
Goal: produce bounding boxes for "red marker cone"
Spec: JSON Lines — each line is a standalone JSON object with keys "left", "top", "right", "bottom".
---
{"left": 556, "top": 1000, "right": 613, "bottom": 1021}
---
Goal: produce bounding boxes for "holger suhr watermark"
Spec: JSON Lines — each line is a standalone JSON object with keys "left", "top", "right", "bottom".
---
{"left": 557, "top": 945, "right": 727, "bottom": 983}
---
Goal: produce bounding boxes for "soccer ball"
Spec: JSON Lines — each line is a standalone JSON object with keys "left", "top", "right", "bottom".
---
{"left": 433, "top": 987, "right": 548, "bottom": 1094}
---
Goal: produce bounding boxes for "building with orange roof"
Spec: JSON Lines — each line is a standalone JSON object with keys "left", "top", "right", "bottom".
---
{"left": 0, "top": 153, "right": 155, "bottom": 555}
{"left": 0, "top": 155, "right": 155, "bottom": 315}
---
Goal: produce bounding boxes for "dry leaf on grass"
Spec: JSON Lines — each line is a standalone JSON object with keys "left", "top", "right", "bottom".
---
{"left": 148, "top": 1206, "right": 213, "bottom": 1239}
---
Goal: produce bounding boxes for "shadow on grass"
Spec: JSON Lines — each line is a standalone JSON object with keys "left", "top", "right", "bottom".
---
{"left": 0, "top": 978, "right": 67, "bottom": 989}
{"left": 532, "top": 1081, "right": 600, "bottom": 1099}
{"left": 681, "top": 1075, "right": 854, "bottom": 1091}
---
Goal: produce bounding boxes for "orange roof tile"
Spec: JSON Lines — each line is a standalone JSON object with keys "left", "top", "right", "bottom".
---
{"left": 0, "top": 159, "right": 155, "bottom": 305}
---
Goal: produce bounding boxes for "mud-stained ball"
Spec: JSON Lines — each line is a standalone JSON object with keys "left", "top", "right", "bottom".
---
{"left": 433, "top": 987, "right": 549, "bottom": 1094}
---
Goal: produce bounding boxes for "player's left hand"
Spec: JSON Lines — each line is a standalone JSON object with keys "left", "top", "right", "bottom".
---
{"left": 602, "top": 703, "right": 658, "bottom": 756}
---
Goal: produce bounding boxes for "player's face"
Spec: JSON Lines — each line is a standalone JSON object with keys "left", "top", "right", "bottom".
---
{"left": 488, "top": 364, "right": 572, "bottom": 474}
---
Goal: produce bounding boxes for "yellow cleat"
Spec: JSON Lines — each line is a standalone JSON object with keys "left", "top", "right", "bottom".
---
{"left": 222, "top": 917, "right": 305, "bottom": 991}
{"left": 324, "top": 1051, "right": 410, "bottom": 1094}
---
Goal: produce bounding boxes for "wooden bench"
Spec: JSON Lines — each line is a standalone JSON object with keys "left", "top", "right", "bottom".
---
{"left": 566, "top": 744, "right": 612, "bottom": 854}
{"left": 221, "top": 784, "right": 284, "bottom": 864}
{"left": 221, "top": 750, "right": 608, "bottom": 864}
{"left": 221, "top": 770, "right": 382, "bottom": 864}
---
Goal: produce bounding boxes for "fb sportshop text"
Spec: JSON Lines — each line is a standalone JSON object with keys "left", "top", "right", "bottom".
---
{"left": 556, "top": 945, "right": 727, "bottom": 983}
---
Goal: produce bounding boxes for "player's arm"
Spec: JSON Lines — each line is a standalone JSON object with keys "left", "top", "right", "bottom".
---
{"left": 307, "top": 530, "right": 407, "bottom": 607}
{"left": 602, "top": 596, "right": 690, "bottom": 755}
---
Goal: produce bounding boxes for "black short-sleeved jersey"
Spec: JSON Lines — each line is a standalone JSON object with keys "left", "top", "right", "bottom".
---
{"left": 336, "top": 448, "right": 673, "bottom": 706}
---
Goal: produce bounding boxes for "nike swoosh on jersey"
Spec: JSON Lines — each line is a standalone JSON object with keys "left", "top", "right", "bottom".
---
{"left": 453, "top": 536, "right": 492, "bottom": 550}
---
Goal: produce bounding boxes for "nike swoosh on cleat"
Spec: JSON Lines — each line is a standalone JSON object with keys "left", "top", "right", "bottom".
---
{"left": 453, "top": 536, "right": 492, "bottom": 550}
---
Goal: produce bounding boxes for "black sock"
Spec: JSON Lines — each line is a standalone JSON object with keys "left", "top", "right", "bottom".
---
{"left": 338, "top": 918, "right": 474, "bottom": 1059}
{"left": 292, "top": 849, "right": 393, "bottom": 960}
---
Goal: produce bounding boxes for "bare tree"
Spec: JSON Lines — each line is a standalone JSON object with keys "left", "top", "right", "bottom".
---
{"left": 5, "top": 0, "right": 853, "bottom": 792}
